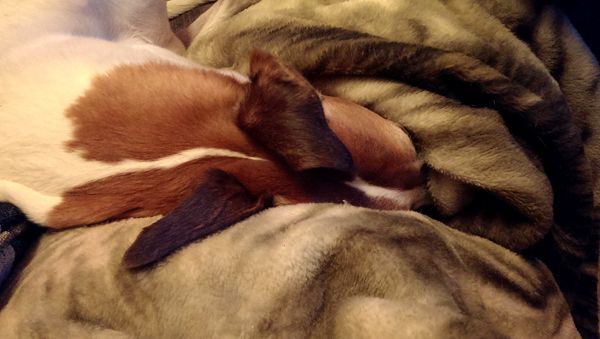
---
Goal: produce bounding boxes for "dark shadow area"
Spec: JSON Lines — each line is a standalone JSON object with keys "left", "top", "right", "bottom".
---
{"left": 555, "top": 0, "right": 600, "bottom": 60}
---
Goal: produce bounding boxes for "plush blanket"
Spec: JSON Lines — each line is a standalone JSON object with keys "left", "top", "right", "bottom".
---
{"left": 0, "top": 0, "right": 598, "bottom": 338}
{"left": 0, "top": 205, "right": 580, "bottom": 338}
{"left": 184, "top": 0, "right": 600, "bottom": 336}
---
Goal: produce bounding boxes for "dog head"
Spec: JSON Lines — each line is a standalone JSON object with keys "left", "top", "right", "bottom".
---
{"left": 123, "top": 51, "right": 426, "bottom": 269}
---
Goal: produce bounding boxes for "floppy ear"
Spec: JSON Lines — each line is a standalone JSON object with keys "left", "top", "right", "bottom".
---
{"left": 238, "top": 50, "right": 354, "bottom": 178}
{"left": 123, "top": 169, "right": 272, "bottom": 269}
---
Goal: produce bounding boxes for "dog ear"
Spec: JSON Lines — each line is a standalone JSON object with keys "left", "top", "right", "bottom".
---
{"left": 238, "top": 50, "right": 354, "bottom": 178}
{"left": 123, "top": 169, "right": 272, "bottom": 269}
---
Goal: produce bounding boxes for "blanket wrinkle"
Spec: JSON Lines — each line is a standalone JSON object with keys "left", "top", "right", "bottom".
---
{"left": 185, "top": 0, "right": 599, "bottom": 336}
{"left": 313, "top": 77, "right": 552, "bottom": 246}
{"left": 0, "top": 204, "right": 581, "bottom": 338}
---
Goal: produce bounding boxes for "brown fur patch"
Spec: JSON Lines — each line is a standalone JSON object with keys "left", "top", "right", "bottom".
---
{"left": 46, "top": 157, "right": 311, "bottom": 228}
{"left": 46, "top": 155, "right": 397, "bottom": 229}
{"left": 321, "top": 96, "right": 423, "bottom": 189}
{"left": 65, "top": 63, "right": 260, "bottom": 162}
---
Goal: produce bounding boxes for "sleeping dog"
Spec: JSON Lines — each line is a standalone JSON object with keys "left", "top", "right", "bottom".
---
{"left": 0, "top": 0, "right": 426, "bottom": 268}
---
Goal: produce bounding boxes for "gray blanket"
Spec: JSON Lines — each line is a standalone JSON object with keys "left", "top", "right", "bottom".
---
{"left": 0, "top": 205, "right": 579, "bottom": 338}
{"left": 184, "top": 0, "right": 600, "bottom": 335}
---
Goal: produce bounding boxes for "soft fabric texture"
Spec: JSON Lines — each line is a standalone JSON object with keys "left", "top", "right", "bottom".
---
{"left": 0, "top": 1, "right": 598, "bottom": 338}
{"left": 0, "top": 205, "right": 580, "bottom": 338}
{"left": 184, "top": 0, "right": 600, "bottom": 335}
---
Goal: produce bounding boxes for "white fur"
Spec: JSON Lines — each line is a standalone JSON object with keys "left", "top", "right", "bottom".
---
{"left": 0, "top": 181, "right": 63, "bottom": 225}
{"left": 0, "top": 0, "right": 181, "bottom": 53}
{"left": 0, "top": 0, "right": 254, "bottom": 226}
{"left": 348, "top": 177, "right": 428, "bottom": 209}
{"left": 0, "top": 34, "right": 254, "bottom": 200}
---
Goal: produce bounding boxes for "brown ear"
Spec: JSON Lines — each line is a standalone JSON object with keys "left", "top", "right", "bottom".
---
{"left": 238, "top": 50, "right": 354, "bottom": 178}
{"left": 122, "top": 169, "right": 272, "bottom": 269}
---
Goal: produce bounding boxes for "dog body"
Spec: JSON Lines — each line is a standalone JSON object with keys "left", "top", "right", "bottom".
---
{"left": 1, "top": 0, "right": 216, "bottom": 226}
{"left": 0, "top": 0, "right": 425, "bottom": 266}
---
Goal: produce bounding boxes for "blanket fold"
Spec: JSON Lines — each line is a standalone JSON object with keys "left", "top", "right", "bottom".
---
{"left": 0, "top": 205, "right": 581, "bottom": 338}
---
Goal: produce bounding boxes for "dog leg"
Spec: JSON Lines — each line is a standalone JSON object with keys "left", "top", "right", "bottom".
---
{"left": 103, "top": 0, "right": 185, "bottom": 54}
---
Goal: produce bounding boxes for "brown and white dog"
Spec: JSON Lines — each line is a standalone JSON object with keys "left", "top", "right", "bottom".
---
{"left": 0, "top": 0, "right": 426, "bottom": 268}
